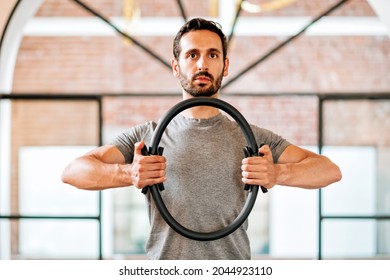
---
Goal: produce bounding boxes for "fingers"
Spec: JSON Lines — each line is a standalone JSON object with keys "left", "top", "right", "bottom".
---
{"left": 259, "top": 145, "right": 273, "bottom": 161}
{"left": 241, "top": 171, "right": 272, "bottom": 187}
{"left": 241, "top": 166, "right": 269, "bottom": 184}
{"left": 132, "top": 162, "right": 167, "bottom": 189}
{"left": 132, "top": 141, "right": 167, "bottom": 189}
{"left": 242, "top": 145, "right": 272, "bottom": 164}
{"left": 241, "top": 144, "right": 275, "bottom": 188}
{"left": 134, "top": 141, "right": 165, "bottom": 164}
{"left": 137, "top": 158, "right": 166, "bottom": 171}
{"left": 132, "top": 170, "right": 166, "bottom": 189}
{"left": 134, "top": 141, "right": 145, "bottom": 155}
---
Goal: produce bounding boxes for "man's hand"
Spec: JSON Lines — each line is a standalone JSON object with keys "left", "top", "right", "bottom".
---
{"left": 130, "top": 141, "right": 167, "bottom": 189}
{"left": 241, "top": 145, "right": 279, "bottom": 190}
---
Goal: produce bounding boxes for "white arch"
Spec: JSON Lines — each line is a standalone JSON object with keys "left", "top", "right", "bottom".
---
{"left": 0, "top": 0, "right": 44, "bottom": 92}
{"left": 0, "top": 0, "right": 44, "bottom": 260}
{"left": 368, "top": 0, "right": 390, "bottom": 38}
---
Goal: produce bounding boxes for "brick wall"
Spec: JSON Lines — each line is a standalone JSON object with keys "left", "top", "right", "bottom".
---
{"left": 15, "top": 0, "right": 388, "bottom": 95}
{"left": 225, "top": 36, "right": 390, "bottom": 93}
{"left": 36, "top": 0, "right": 119, "bottom": 17}
{"left": 324, "top": 100, "right": 390, "bottom": 146}
{"left": 13, "top": 35, "right": 390, "bottom": 94}
{"left": 103, "top": 95, "right": 318, "bottom": 145}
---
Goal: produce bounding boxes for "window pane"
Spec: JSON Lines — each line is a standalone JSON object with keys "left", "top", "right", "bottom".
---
{"left": 1, "top": 99, "right": 100, "bottom": 260}
{"left": 377, "top": 220, "right": 390, "bottom": 256}
{"left": 269, "top": 146, "right": 319, "bottom": 259}
{"left": 322, "top": 219, "right": 377, "bottom": 259}
{"left": 18, "top": 220, "right": 99, "bottom": 259}
{"left": 322, "top": 99, "right": 390, "bottom": 259}
{"left": 113, "top": 187, "right": 149, "bottom": 255}
{"left": 19, "top": 146, "right": 98, "bottom": 216}
{"left": 10, "top": 100, "right": 99, "bottom": 216}
{"left": 321, "top": 146, "right": 376, "bottom": 215}
{"left": 323, "top": 100, "right": 390, "bottom": 216}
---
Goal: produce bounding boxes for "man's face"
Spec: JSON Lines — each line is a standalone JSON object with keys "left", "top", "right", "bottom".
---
{"left": 172, "top": 30, "right": 229, "bottom": 97}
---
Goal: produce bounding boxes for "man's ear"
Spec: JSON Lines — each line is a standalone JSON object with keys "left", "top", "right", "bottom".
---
{"left": 171, "top": 58, "right": 180, "bottom": 78}
{"left": 223, "top": 57, "right": 229, "bottom": 77}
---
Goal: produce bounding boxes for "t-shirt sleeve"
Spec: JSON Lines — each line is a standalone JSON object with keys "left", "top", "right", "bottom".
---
{"left": 111, "top": 121, "right": 154, "bottom": 164}
{"left": 111, "top": 133, "right": 136, "bottom": 164}
{"left": 252, "top": 126, "right": 291, "bottom": 163}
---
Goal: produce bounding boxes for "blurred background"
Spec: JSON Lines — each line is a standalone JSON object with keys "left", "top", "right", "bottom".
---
{"left": 0, "top": 0, "right": 389, "bottom": 260}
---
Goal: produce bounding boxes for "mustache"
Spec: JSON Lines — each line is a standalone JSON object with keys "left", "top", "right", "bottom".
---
{"left": 192, "top": 71, "right": 214, "bottom": 81}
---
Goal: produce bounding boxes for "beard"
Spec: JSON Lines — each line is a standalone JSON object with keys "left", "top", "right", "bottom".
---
{"left": 178, "top": 69, "right": 224, "bottom": 97}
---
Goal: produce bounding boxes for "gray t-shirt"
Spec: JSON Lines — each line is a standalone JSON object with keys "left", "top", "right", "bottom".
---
{"left": 113, "top": 112, "right": 290, "bottom": 259}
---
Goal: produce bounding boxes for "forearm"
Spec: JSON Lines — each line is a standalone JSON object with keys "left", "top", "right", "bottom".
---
{"left": 61, "top": 155, "right": 133, "bottom": 190}
{"left": 276, "top": 155, "right": 342, "bottom": 189}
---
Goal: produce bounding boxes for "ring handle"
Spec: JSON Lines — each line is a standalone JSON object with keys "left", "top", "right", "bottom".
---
{"left": 143, "top": 97, "right": 267, "bottom": 241}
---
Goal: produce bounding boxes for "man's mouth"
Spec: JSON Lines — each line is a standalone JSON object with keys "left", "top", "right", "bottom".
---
{"left": 195, "top": 76, "right": 211, "bottom": 82}
{"left": 193, "top": 72, "right": 213, "bottom": 83}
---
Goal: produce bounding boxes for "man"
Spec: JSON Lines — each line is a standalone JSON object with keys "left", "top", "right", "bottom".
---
{"left": 62, "top": 18, "right": 341, "bottom": 259}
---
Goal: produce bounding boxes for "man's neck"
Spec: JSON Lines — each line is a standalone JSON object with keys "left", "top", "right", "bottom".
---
{"left": 180, "top": 92, "right": 220, "bottom": 119}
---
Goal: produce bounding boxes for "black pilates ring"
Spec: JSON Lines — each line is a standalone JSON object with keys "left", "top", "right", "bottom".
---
{"left": 142, "top": 97, "right": 267, "bottom": 241}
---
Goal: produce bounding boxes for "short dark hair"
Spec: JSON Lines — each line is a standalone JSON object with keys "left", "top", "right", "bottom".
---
{"left": 173, "top": 18, "right": 228, "bottom": 60}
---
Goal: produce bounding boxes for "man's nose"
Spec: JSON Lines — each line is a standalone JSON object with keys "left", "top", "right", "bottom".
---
{"left": 197, "top": 55, "right": 208, "bottom": 71}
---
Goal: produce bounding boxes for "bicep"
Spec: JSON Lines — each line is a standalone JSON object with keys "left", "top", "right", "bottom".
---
{"left": 277, "top": 145, "right": 317, "bottom": 164}
{"left": 84, "top": 144, "right": 126, "bottom": 164}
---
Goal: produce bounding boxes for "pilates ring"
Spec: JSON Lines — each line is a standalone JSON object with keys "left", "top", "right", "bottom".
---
{"left": 141, "top": 97, "right": 267, "bottom": 241}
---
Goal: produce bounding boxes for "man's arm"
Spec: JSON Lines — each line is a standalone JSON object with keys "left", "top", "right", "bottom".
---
{"left": 61, "top": 141, "right": 166, "bottom": 190}
{"left": 241, "top": 144, "right": 342, "bottom": 190}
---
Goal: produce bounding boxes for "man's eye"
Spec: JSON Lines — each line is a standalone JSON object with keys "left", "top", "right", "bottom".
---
{"left": 210, "top": 53, "right": 218, "bottom": 58}
{"left": 189, "top": 53, "right": 197, "bottom": 58}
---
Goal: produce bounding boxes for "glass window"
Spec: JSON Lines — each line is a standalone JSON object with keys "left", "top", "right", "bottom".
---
{"left": 322, "top": 219, "right": 377, "bottom": 259}
{"left": 18, "top": 219, "right": 100, "bottom": 259}
{"left": 321, "top": 99, "right": 390, "bottom": 259}
{"left": 321, "top": 146, "right": 376, "bottom": 216}
{"left": 19, "top": 146, "right": 98, "bottom": 216}
{"left": 1, "top": 99, "right": 100, "bottom": 259}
